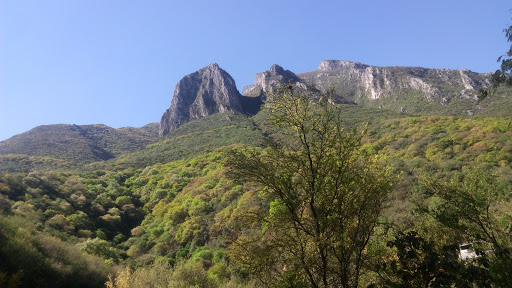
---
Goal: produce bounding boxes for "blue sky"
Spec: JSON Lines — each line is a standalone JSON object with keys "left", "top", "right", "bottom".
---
{"left": 1, "top": 0, "right": 510, "bottom": 140}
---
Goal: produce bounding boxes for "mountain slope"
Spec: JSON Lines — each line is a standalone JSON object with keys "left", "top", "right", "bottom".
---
{"left": 116, "top": 112, "right": 267, "bottom": 169}
{"left": 3, "top": 59, "right": 512, "bottom": 174}
{"left": 243, "top": 60, "right": 512, "bottom": 116}
{"left": 297, "top": 60, "right": 497, "bottom": 115}
{"left": 0, "top": 123, "right": 159, "bottom": 172}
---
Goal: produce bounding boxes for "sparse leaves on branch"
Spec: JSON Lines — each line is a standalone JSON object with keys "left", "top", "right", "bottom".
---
{"left": 481, "top": 17, "right": 512, "bottom": 99}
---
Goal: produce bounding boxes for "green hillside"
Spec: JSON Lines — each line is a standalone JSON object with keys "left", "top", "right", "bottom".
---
{"left": 0, "top": 123, "right": 159, "bottom": 173}
{"left": 113, "top": 112, "right": 267, "bottom": 170}
{"left": 2, "top": 97, "right": 512, "bottom": 287}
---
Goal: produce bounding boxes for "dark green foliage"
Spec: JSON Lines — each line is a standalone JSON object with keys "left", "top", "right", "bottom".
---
{"left": 422, "top": 167, "right": 512, "bottom": 286}
{"left": 0, "top": 215, "right": 110, "bottom": 288}
{"left": 375, "top": 231, "right": 491, "bottom": 288}
{"left": 481, "top": 17, "right": 512, "bottom": 98}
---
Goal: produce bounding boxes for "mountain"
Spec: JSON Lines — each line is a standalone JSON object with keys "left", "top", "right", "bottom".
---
{"left": 161, "top": 60, "right": 511, "bottom": 138}
{"left": 243, "top": 60, "right": 512, "bottom": 116}
{"left": 3, "top": 60, "right": 512, "bottom": 288}
{"left": 242, "top": 64, "right": 306, "bottom": 97}
{"left": 2, "top": 59, "right": 511, "bottom": 173}
{"left": 0, "top": 123, "right": 159, "bottom": 172}
{"left": 298, "top": 60, "right": 495, "bottom": 115}
{"left": 159, "top": 63, "right": 261, "bottom": 137}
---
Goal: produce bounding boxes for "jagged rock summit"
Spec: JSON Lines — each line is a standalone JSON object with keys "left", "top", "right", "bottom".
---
{"left": 160, "top": 60, "right": 503, "bottom": 138}
{"left": 159, "top": 63, "right": 246, "bottom": 137}
{"left": 242, "top": 64, "right": 306, "bottom": 97}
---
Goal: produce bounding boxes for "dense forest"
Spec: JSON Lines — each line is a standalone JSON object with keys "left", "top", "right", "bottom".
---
{"left": 2, "top": 84, "right": 512, "bottom": 287}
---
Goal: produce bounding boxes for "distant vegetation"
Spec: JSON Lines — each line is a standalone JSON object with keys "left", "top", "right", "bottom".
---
{"left": 0, "top": 123, "right": 159, "bottom": 173}
{"left": 113, "top": 112, "right": 267, "bottom": 170}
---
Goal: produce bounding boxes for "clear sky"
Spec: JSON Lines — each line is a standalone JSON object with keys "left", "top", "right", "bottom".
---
{"left": 1, "top": 0, "right": 510, "bottom": 140}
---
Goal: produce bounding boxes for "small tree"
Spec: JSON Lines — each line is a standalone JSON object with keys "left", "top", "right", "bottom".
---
{"left": 481, "top": 16, "right": 512, "bottom": 98}
{"left": 228, "top": 86, "right": 398, "bottom": 288}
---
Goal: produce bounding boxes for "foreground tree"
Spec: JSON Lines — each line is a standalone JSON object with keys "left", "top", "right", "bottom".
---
{"left": 228, "top": 86, "right": 398, "bottom": 288}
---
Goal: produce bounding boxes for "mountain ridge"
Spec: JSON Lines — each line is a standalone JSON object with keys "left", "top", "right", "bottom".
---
{"left": 2, "top": 59, "right": 511, "bottom": 173}
{"left": 0, "top": 123, "right": 159, "bottom": 166}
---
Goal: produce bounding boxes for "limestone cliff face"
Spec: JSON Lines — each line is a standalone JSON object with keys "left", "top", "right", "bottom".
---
{"left": 297, "top": 60, "right": 489, "bottom": 113}
{"left": 242, "top": 64, "right": 306, "bottom": 97}
{"left": 161, "top": 60, "right": 495, "bottom": 137}
{"left": 159, "top": 63, "right": 244, "bottom": 137}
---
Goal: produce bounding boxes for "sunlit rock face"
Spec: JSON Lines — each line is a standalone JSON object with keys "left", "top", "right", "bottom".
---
{"left": 297, "top": 60, "right": 489, "bottom": 112}
{"left": 159, "top": 63, "right": 245, "bottom": 137}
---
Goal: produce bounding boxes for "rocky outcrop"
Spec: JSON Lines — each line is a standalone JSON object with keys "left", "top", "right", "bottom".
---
{"left": 160, "top": 60, "right": 496, "bottom": 137}
{"left": 159, "top": 63, "right": 245, "bottom": 137}
{"left": 242, "top": 64, "right": 306, "bottom": 97}
{"left": 317, "top": 59, "right": 370, "bottom": 72}
{"left": 297, "top": 60, "right": 491, "bottom": 113}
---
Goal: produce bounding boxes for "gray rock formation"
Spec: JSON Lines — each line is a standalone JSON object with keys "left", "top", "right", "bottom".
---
{"left": 242, "top": 64, "right": 306, "bottom": 97}
{"left": 299, "top": 60, "right": 489, "bottom": 100}
{"left": 160, "top": 60, "right": 501, "bottom": 138}
{"left": 159, "top": 63, "right": 245, "bottom": 137}
{"left": 296, "top": 60, "right": 491, "bottom": 114}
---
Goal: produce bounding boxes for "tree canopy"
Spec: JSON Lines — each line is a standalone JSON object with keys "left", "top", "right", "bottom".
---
{"left": 228, "top": 86, "right": 399, "bottom": 288}
{"left": 481, "top": 16, "right": 512, "bottom": 98}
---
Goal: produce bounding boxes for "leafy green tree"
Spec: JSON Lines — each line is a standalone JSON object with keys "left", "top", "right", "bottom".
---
{"left": 78, "top": 237, "right": 120, "bottom": 263}
{"left": 228, "top": 86, "right": 399, "bottom": 288}
{"left": 481, "top": 16, "right": 512, "bottom": 97}
{"left": 424, "top": 168, "right": 512, "bottom": 286}
{"left": 375, "top": 231, "right": 491, "bottom": 288}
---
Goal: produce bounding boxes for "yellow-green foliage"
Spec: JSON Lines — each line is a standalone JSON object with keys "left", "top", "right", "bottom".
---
{"left": 123, "top": 148, "right": 258, "bottom": 270}
{"left": 0, "top": 215, "right": 110, "bottom": 287}
{"left": 365, "top": 116, "right": 512, "bottom": 168}
{"left": 3, "top": 107, "right": 512, "bottom": 287}
{"left": 106, "top": 260, "right": 218, "bottom": 288}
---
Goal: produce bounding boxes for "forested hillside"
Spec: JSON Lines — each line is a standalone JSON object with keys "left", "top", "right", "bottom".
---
{"left": 0, "top": 123, "right": 159, "bottom": 173}
{"left": 1, "top": 85, "right": 512, "bottom": 287}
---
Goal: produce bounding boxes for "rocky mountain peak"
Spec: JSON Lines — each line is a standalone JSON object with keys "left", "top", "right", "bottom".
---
{"left": 242, "top": 64, "right": 305, "bottom": 96}
{"left": 159, "top": 63, "right": 244, "bottom": 137}
{"left": 269, "top": 64, "right": 285, "bottom": 75}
